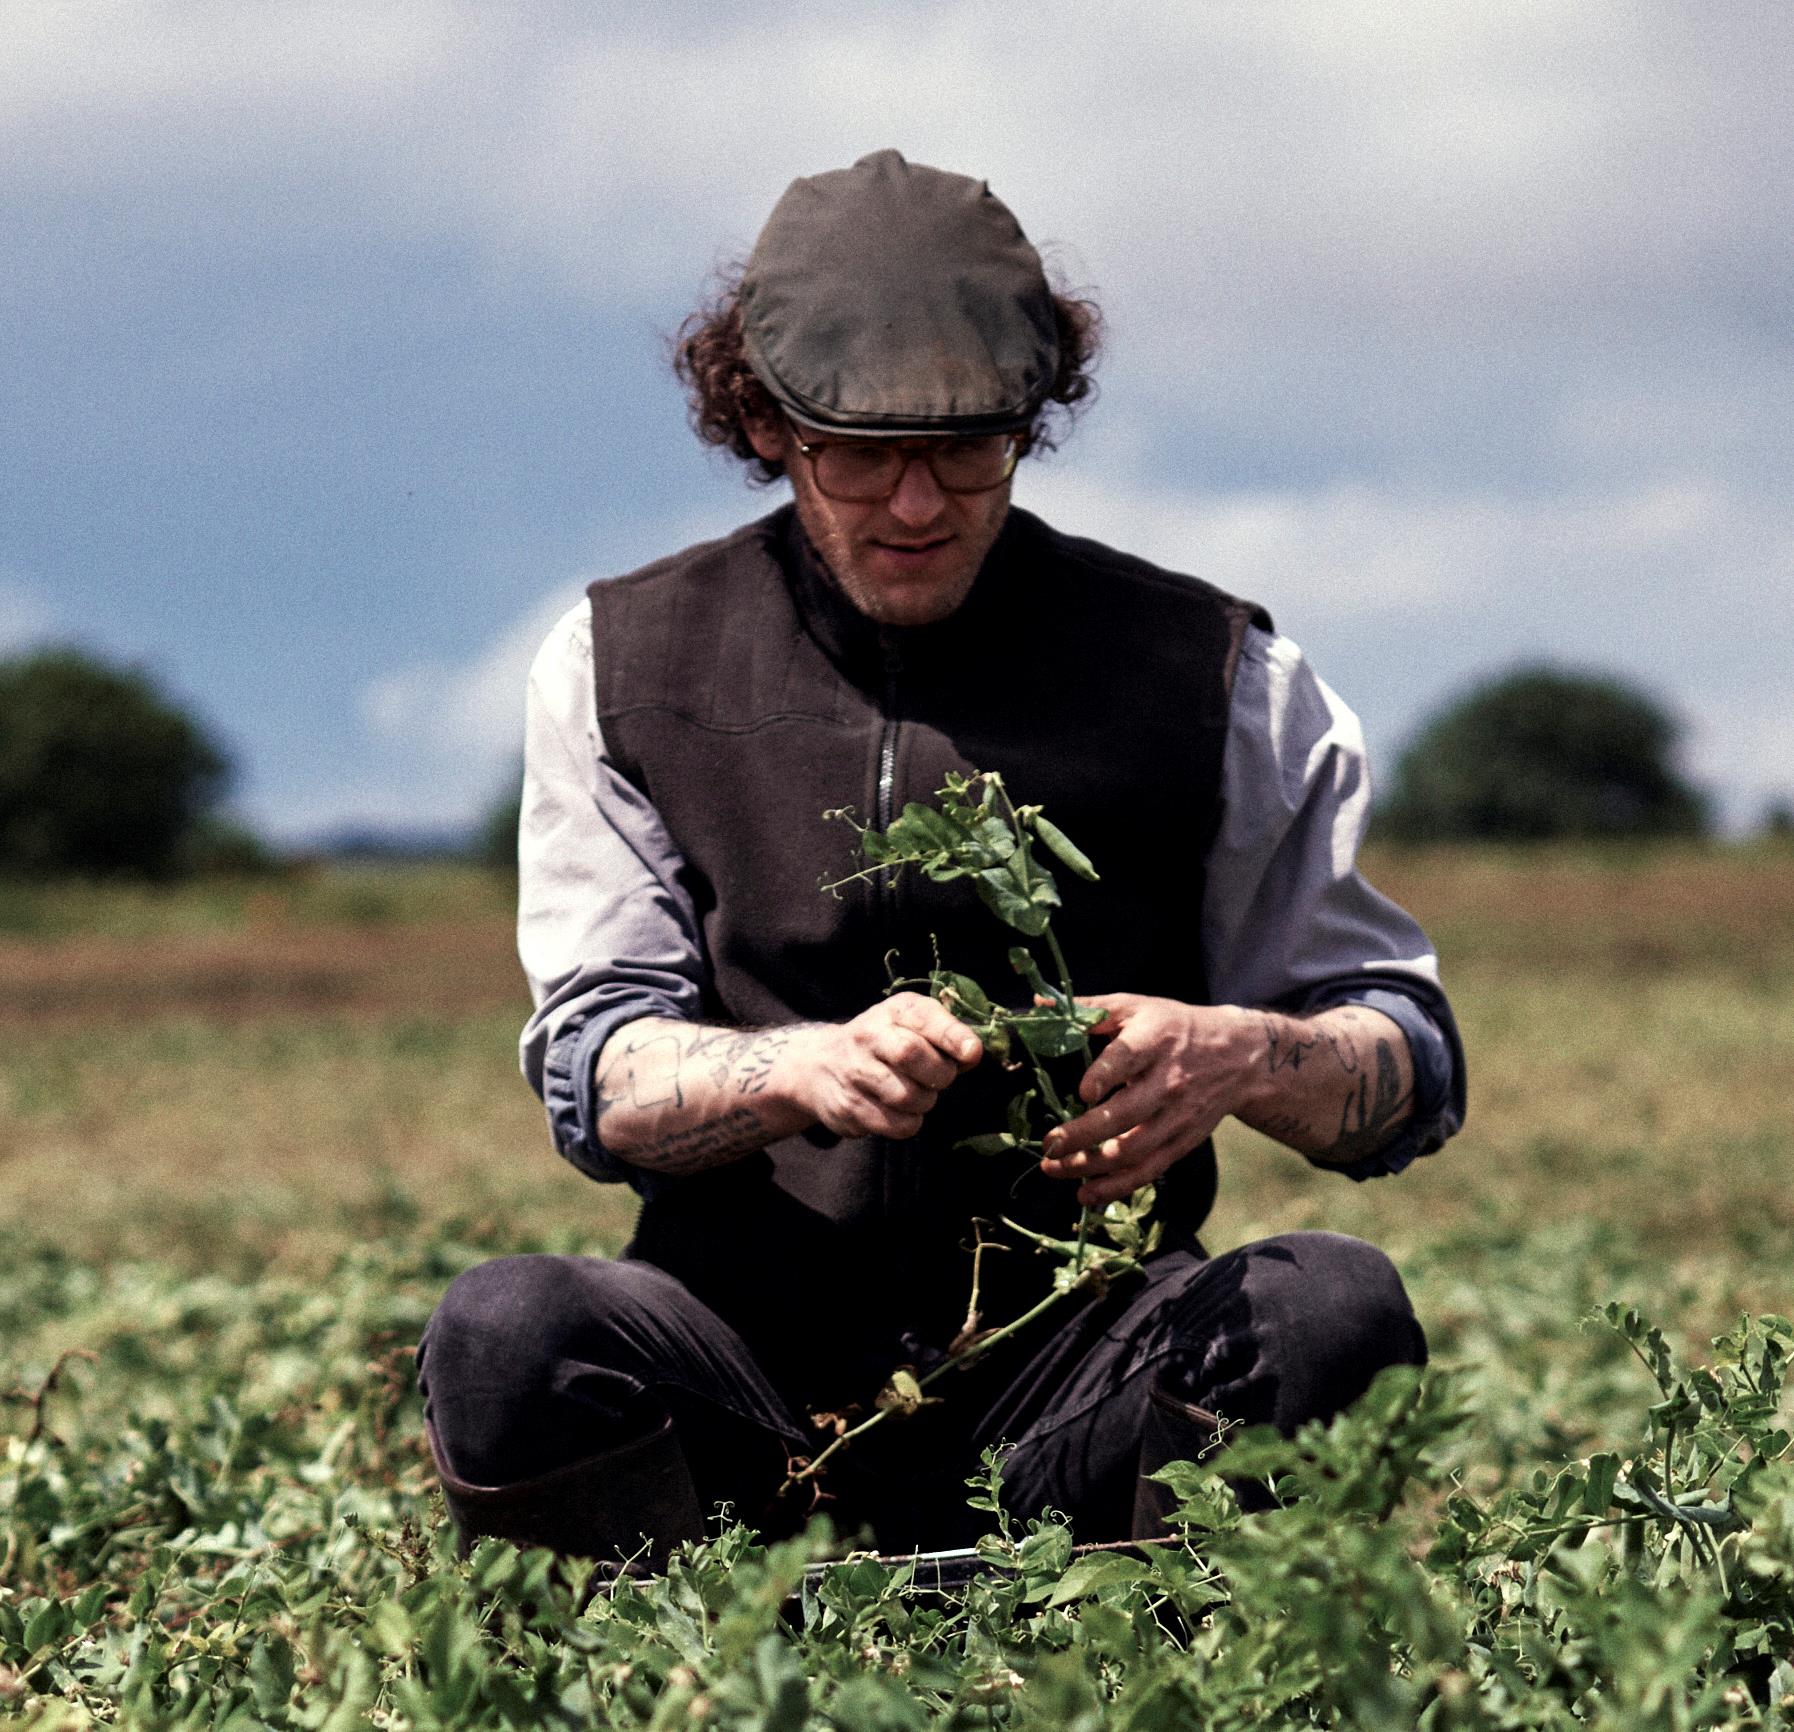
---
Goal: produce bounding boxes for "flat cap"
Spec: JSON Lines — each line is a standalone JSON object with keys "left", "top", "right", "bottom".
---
{"left": 740, "top": 150, "right": 1059, "bottom": 437}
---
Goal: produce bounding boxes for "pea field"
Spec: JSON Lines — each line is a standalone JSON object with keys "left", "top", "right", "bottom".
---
{"left": 3, "top": 846, "right": 1793, "bottom": 1728}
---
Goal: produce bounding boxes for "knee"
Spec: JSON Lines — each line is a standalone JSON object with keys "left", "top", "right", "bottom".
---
{"left": 1255, "top": 1232, "right": 1424, "bottom": 1370}
{"left": 419, "top": 1254, "right": 654, "bottom": 1405}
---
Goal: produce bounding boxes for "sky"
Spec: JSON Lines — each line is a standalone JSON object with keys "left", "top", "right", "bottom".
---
{"left": 3, "top": 0, "right": 1790, "bottom": 840}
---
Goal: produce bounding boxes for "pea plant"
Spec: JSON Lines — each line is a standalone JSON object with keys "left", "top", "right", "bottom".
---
{"left": 784, "top": 773, "right": 1160, "bottom": 1497}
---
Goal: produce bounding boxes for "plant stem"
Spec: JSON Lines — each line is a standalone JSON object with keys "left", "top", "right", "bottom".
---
{"left": 783, "top": 1283, "right": 1092, "bottom": 1494}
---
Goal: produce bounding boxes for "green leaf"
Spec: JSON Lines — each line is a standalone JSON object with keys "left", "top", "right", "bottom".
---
{"left": 957, "top": 1133, "right": 1021, "bottom": 1157}
{"left": 247, "top": 1637, "right": 295, "bottom": 1716}
{"left": 1010, "top": 1009, "right": 1093, "bottom": 1059}
{"left": 972, "top": 815, "right": 1017, "bottom": 861}
{"left": 974, "top": 867, "right": 1048, "bottom": 934}
{"left": 934, "top": 971, "right": 994, "bottom": 1019}
{"left": 1043, "top": 1552, "right": 1152, "bottom": 1605}
{"left": 1582, "top": 1451, "right": 1620, "bottom": 1514}
{"left": 366, "top": 1598, "right": 413, "bottom": 1656}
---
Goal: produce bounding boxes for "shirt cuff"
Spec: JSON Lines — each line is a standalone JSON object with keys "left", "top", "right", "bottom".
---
{"left": 542, "top": 999, "right": 689, "bottom": 1188}
{"left": 1274, "top": 984, "right": 1462, "bottom": 1182}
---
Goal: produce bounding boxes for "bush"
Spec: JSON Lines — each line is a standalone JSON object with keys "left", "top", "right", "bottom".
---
{"left": 472, "top": 761, "right": 523, "bottom": 872}
{"left": 0, "top": 648, "right": 234, "bottom": 879}
{"left": 1379, "top": 665, "right": 1709, "bottom": 844}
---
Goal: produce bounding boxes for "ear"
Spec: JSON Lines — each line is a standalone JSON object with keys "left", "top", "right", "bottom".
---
{"left": 744, "top": 415, "right": 788, "bottom": 465}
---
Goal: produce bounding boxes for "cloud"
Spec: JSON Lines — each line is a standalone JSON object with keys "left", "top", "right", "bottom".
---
{"left": 1688, "top": 694, "right": 1794, "bottom": 831}
{"left": 9, "top": 2, "right": 1790, "bottom": 833}
{"left": 10, "top": 2, "right": 1789, "bottom": 338}
{"left": 1016, "top": 466, "right": 1791, "bottom": 629}
{"left": 361, "top": 590, "right": 564, "bottom": 767}
{"left": 356, "top": 502, "right": 747, "bottom": 818}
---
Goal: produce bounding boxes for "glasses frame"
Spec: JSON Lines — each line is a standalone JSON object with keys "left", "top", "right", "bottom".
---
{"left": 790, "top": 427, "right": 1026, "bottom": 503}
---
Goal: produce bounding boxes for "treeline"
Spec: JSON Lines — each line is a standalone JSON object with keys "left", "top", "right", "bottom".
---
{"left": 0, "top": 648, "right": 1785, "bottom": 882}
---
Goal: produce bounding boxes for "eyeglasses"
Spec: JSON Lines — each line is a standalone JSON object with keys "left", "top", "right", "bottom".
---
{"left": 791, "top": 428, "right": 1024, "bottom": 503}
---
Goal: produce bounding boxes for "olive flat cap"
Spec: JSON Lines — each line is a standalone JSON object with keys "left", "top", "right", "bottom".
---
{"left": 740, "top": 150, "right": 1059, "bottom": 437}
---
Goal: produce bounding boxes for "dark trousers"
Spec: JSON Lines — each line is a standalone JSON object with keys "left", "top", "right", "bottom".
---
{"left": 417, "top": 1231, "right": 1425, "bottom": 1551}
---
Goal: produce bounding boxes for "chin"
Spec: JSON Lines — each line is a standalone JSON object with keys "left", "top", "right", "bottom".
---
{"left": 842, "top": 567, "right": 978, "bottom": 628}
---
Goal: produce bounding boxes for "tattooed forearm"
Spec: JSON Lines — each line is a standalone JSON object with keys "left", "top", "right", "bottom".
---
{"left": 683, "top": 1026, "right": 794, "bottom": 1096}
{"left": 1327, "top": 1039, "right": 1411, "bottom": 1164}
{"left": 592, "top": 1032, "right": 689, "bottom": 1120}
{"left": 1239, "top": 1006, "right": 1413, "bottom": 1164}
{"left": 623, "top": 1107, "right": 771, "bottom": 1174}
{"left": 591, "top": 1018, "right": 816, "bottom": 1176}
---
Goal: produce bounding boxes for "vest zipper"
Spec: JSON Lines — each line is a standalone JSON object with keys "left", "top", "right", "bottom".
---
{"left": 876, "top": 637, "right": 902, "bottom": 836}
{"left": 876, "top": 635, "right": 905, "bottom": 1229}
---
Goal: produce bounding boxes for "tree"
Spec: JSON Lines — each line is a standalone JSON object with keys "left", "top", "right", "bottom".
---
{"left": 1378, "top": 665, "right": 1709, "bottom": 844}
{"left": 0, "top": 648, "right": 233, "bottom": 878}
{"left": 472, "top": 759, "right": 523, "bottom": 871}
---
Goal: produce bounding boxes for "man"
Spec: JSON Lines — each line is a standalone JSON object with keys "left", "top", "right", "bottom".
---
{"left": 418, "top": 151, "right": 1465, "bottom": 1563}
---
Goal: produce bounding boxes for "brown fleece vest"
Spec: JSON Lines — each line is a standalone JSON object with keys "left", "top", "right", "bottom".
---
{"left": 589, "top": 504, "right": 1269, "bottom": 1405}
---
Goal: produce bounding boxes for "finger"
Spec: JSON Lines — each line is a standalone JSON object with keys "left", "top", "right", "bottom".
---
{"left": 859, "top": 1065, "right": 939, "bottom": 1116}
{"left": 1041, "top": 1108, "right": 1175, "bottom": 1178}
{"left": 1038, "top": 1132, "right": 1128, "bottom": 1179}
{"left": 1074, "top": 992, "right": 1136, "bottom": 1037}
{"left": 886, "top": 994, "right": 983, "bottom": 1068}
{"left": 874, "top": 1108, "right": 927, "bottom": 1141}
{"left": 1076, "top": 1143, "right": 1185, "bottom": 1207}
{"left": 1078, "top": 1037, "right": 1148, "bottom": 1105}
{"left": 1042, "top": 1078, "right": 1172, "bottom": 1160}
{"left": 867, "top": 1026, "right": 960, "bottom": 1091}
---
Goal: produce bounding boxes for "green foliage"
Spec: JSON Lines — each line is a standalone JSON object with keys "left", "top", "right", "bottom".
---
{"left": 8, "top": 1220, "right": 1794, "bottom": 1726}
{"left": 472, "top": 760, "right": 523, "bottom": 872}
{"left": 0, "top": 649, "right": 238, "bottom": 879}
{"left": 794, "top": 775, "right": 1135, "bottom": 1493}
{"left": 1380, "top": 665, "right": 1710, "bottom": 843}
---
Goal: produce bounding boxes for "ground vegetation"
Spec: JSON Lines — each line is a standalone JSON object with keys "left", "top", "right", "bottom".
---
{"left": 3, "top": 848, "right": 1792, "bottom": 1724}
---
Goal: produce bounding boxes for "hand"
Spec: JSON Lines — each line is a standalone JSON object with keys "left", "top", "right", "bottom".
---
{"left": 1040, "top": 994, "right": 1258, "bottom": 1205}
{"left": 785, "top": 993, "right": 982, "bottom": 1140}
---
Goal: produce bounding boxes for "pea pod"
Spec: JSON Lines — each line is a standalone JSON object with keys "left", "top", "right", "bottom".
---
{"left": 1031, "top": 814, "right": 1100, "bottom": 882}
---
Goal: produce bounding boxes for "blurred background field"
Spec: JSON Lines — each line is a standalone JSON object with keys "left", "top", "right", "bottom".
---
{"left": 3, "top": 844, "right": 1790, "bottom": 1340}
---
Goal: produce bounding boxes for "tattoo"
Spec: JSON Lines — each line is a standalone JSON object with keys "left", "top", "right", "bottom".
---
{"left": 593, "top": 1031, "right": 687, "bottom": 1123}
{"left": 626, "top": 1107, "right": 768, "bottom": 1174}
{"left": 1325, "top": 1039, "right": 1412, "bottom": 1163}
{"left": 1261, "top": 1012, "right": 1362, "bottom": 1077}
{"left": 1262, "top": 1016, "right": 1320, "bottom": 1073}
{"left": 593, "top": 1021, "right": 808, "bottom": 1174}
{"left": 682, "top": 1026, "right": 795, "bottom": 1097}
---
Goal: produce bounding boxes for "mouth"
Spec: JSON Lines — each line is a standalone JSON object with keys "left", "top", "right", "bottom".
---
{"left": 870, "top": 535, "right": 953, "bottom": 564}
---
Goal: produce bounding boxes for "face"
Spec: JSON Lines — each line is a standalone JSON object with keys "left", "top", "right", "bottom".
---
{"left": 747, "top": 418, "right": 1013, "bottom": 627}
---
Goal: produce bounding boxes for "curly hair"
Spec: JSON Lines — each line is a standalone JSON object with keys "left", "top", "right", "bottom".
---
{"left": 671, "top": 263, "right": 1102, "bottom": 485}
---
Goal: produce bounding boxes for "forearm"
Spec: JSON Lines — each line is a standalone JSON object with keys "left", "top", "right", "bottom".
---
{"left": 593, "top": 1019, "right": 817, "bottom": 1176}
{"left": 593, "top": 995, "right": 983, "bottom": 1179}
{"left": 1234, "top": 1003, "right": 1415, "bottom": 1166}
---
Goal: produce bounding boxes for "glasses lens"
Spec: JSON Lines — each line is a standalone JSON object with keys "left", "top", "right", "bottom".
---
{"left": 811, "top": 444, "right": 901, "bottom": 502}
{"left": 808, "top": 435, "right": 1017, "bottom": 501}
{"left": 929, "top": 436, "right": 1013, "bottom": 491}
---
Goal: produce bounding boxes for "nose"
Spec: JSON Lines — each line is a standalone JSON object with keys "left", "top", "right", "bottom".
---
{"left": 886, "top": 453, "right": 948, "bottom": 527}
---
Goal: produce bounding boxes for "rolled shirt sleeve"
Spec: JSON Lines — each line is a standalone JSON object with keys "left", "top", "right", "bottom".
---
{"left": 1203, "top": 626, "right": 1466, "bottom": 1179}
{"left": 517, "top": 601, "right": 707, "bottom": 1183}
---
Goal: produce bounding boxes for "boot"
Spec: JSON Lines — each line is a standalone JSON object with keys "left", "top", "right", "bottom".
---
{"left": 427, "top": 1413, "right": 705, "bottom": 1568}
{"left": 1131, "top": 1373, "right": 1230, "bottom": 1541}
